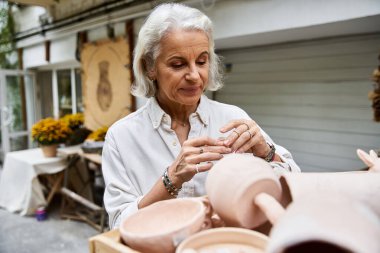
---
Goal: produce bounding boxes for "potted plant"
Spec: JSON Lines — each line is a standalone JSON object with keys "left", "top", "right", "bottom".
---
{"left": 31, "top": 118, "right": 72, "bottom": 157}
{"left": 60, "top": 113, "right": 91, "bottom": 146}
{"left": 81, "top": 126, "right": 108, "bottom": 154}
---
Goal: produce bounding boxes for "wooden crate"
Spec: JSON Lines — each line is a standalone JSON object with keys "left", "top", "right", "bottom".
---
{"left": 89, "top": 230, "right": 140, "bottom": 253}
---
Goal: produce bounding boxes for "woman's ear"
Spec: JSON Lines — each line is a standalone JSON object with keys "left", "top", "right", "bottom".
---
{"left": 147, "top": 70, "right": 156, "bottom": 81}
{"left": 143, "top": 59, "right": 156, "bottom": 81}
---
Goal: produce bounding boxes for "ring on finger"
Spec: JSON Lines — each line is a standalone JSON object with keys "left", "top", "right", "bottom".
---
{"left": 195, "top": 164, "right": 200, "bottom": 173}
{"left": 233, "top": 130, "right": 240, "bottom": 137}
{"left": 199, "top": 147, "right": 204, "bottom": 154}
{"left": 246, "top": 130, "right": 253, "bottom": 139}
{"left": 242, "top": 123, "right": 250, "bottom": 131}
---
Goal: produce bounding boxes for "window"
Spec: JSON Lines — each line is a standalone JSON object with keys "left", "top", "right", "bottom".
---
{"left": 57, "top": 69, "right": 72, "bottom": 117}
{"left": 36, "top": 68, "right": 82, "bottom": 120}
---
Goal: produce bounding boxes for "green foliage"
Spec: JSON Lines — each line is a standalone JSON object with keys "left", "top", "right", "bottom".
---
{"left": 0, "top": 2, "right": 17, "bottom": 69}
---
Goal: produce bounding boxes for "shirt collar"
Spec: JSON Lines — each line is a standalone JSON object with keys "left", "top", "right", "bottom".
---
{"left": 195, "top": 95, "right": 209, "bottom": 126}
{"left": 147, "top": 94, "right": 210, "bottom": 129}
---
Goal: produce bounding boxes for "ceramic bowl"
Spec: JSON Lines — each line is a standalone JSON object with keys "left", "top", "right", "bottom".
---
{"left": 176, "top": 227, "right": 269, "bottom": 253}
{"left": 120, "top": 197, "right": 211, "bottom": 253}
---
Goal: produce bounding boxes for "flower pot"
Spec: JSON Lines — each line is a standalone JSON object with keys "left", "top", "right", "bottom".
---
{"left": 40, "top": 144, "right": 58, "bottom": 157}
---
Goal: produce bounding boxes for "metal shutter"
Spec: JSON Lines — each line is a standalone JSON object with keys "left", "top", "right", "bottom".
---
{"left": 216, "top": 34, "right": 380, "bottom": 172}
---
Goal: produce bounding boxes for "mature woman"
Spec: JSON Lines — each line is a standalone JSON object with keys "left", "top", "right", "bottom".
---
{"left": 102, "top": 3, "right": 300, "bottom": 229}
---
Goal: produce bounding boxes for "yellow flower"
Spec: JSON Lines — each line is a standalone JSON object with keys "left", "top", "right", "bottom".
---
{"left": 87, "top": 126, "right": 108, "bottom": 142}
{"left": 31, "top": 118, "right": 72, "bottom": 145}
{"left": 60, "top": 113, "right": 84, "bottom": 130}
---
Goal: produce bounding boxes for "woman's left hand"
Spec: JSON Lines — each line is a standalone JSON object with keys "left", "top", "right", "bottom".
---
{"left": 219, "top": 119, "right": 270, "bottom": 158}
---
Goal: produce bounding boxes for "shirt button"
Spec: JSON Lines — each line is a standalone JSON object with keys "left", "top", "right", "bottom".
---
{"left": 172, "top": 141, "right": 177, "bottom": 146}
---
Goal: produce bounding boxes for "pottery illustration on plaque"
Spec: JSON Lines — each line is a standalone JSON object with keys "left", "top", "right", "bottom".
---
{"left": 119, "top": 197, "right": 213, "bottom": 253}
{"left": 97, "top": 60, "right": 112, "bottom": 111}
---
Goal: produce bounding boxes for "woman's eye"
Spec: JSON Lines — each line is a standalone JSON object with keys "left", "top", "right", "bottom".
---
{"left": 171, "top": 63, "right": 184, "bottom": 69}
{"left": 197, "top": 61, "right": 206, "bottom": 66}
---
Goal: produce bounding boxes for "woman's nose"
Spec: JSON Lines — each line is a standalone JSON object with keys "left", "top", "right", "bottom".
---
{"left": 185, "top": 64, "right": 200, "bottom": 82}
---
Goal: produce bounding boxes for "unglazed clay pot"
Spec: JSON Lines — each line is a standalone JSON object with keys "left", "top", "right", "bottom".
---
{"left": 279, "top": 172, "right": 380, "bottom": 217}
{"left": 120, "top": 197, "right": 212, "bottom": 253}
{"left": 206, "top": 154, "right": 282, "bottom": 228}
{"left": 176, "top": 227, "right": 269, "bottom": 253}
{"left": 357, "top": 149, "right": 380, "bottom": 172}
{"left": 266, "top": 194, "right": 380, "bottom": 253}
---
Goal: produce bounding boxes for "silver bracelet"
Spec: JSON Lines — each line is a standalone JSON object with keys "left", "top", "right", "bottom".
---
{"left": 162, "top": 167, "right": 181, "bottom": 197}
{"left": 264, "top": 143, "right": 276, "bottom": 162}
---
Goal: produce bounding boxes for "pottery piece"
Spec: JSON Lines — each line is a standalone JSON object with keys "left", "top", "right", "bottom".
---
{"left": 119, "top": 197, "right": 212, "bottom": 253}
{"left": 279, "top": 172, "right": 380, "bottom": 216}
{"left": 206, "top": 154, "right": 282, "bottom": 228}
{"left": 357, "top": 149, "right": 380, "bottom": 172}
{"left": 176, "top": 227, "right": 269, "bottom": 253}
{"left": 266, "top": 194, "right": 380, "bottom": 253}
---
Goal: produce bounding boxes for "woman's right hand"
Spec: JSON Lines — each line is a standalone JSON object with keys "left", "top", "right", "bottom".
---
{"left": 168, "top": 136, "right": 231, "bottom": 186}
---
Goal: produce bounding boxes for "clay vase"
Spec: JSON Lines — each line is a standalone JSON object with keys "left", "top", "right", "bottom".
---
{"left": 357, "top": 149, "right": 380, "bottom": 172}
{"left": 119, "top": 197, "right": 212, "bottom": 253}
{"left": 206, "top": 154, "right": 282, "bottom": 228}
{"left": 265, "top": 194, "right": 380, "bottom": 253}
{"left": 40, "top": 144, "right": 58, "bottom": 157}
{"left": 279, "top": 172, "right": 380, "bottom": 217}
{"left": 176, "top": 227, "right": 269, "bottom": 253}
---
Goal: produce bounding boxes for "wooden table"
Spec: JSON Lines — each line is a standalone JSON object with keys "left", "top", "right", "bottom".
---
{"left": 58, "top": 146, "right": 106, "bottom": 232}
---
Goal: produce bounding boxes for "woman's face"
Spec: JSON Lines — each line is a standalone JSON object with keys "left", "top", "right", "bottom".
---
{"left": 151, "top": 29, "right": 210, "bottom": 108}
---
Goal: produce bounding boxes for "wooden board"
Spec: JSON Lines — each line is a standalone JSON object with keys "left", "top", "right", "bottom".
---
{"left": 81, "top": 37, "right": 131, "bottom": 130}
{"left": 89, "top": 230, "right": 140, "bottom": 253}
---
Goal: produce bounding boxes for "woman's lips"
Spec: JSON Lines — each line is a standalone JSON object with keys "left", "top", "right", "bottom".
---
{"left": 180, "top": 86, "right": 201, "bottom": 95}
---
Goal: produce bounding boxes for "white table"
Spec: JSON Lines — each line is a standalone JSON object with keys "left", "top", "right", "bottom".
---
{"left": 0, "top": 148, "right": 67, "bottom": 215}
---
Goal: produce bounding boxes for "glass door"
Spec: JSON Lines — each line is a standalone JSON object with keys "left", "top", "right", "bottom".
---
{"left": 0, "top": 70, "right": 36, "bottom": 161}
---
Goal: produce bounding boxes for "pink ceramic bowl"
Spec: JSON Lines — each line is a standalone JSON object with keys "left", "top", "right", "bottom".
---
{"left": 120, "top": 198, "right": 211, "bottom": 253}
{"left": 176, "top": 227, "right": 269, "bottom": 253}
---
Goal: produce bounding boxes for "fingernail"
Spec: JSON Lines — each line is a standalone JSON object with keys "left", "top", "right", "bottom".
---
{"left": 225, "top": 148, "right": 232, "bottom": 153}
{"left": 224, "top": 140, "right": 230, "bottom": 146}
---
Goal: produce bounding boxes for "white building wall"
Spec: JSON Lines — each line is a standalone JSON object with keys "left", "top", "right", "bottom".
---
{"left": 207, "top": 0, "right": 380, "bottom": 40}
{"left": 23, "top": 44, "right": 47, "bottom": 68}
{"left": 12, "top": 5, "right": 45, "bottom": 32}
{"left": 50, "top": 35, "right": 77, "bottom": 64}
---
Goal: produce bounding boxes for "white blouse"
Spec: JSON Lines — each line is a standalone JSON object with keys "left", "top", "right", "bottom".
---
{"left": 102, "top": 95, "right": 300, "bottom": 228}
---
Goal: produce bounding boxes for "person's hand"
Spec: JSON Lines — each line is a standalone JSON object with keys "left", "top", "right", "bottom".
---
{"left": 168, "top": 136, "right": 231, "bottom": 185}
{"left": 219, "top": 119, "right": 270, "bottom": 158}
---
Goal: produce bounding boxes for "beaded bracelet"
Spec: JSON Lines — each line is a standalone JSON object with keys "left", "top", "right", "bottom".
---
{"left": 162, "top": 167, "right": 182, "bottom": 197}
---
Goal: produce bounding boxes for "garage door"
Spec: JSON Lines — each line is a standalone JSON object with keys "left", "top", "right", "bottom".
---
{"left": 216, "top": 34, "right": 380, "bottom": 172}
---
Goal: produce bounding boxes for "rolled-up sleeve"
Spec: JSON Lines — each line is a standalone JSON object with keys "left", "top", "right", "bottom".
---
{"left": 102, "top": 131, "right": 142, "bottom": 229}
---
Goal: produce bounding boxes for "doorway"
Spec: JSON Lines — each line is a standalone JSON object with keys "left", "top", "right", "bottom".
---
{"left": 0, "top": 69, "right": 36, "bottom": 162}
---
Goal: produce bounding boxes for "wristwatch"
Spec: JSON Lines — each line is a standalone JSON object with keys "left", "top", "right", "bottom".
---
{"left": 264, "top": 143, "right": 276, "bottom": 162}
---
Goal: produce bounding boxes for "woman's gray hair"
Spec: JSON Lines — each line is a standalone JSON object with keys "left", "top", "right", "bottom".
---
{"left": 131, "top": 3, "right": 223, "bottom": 98}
